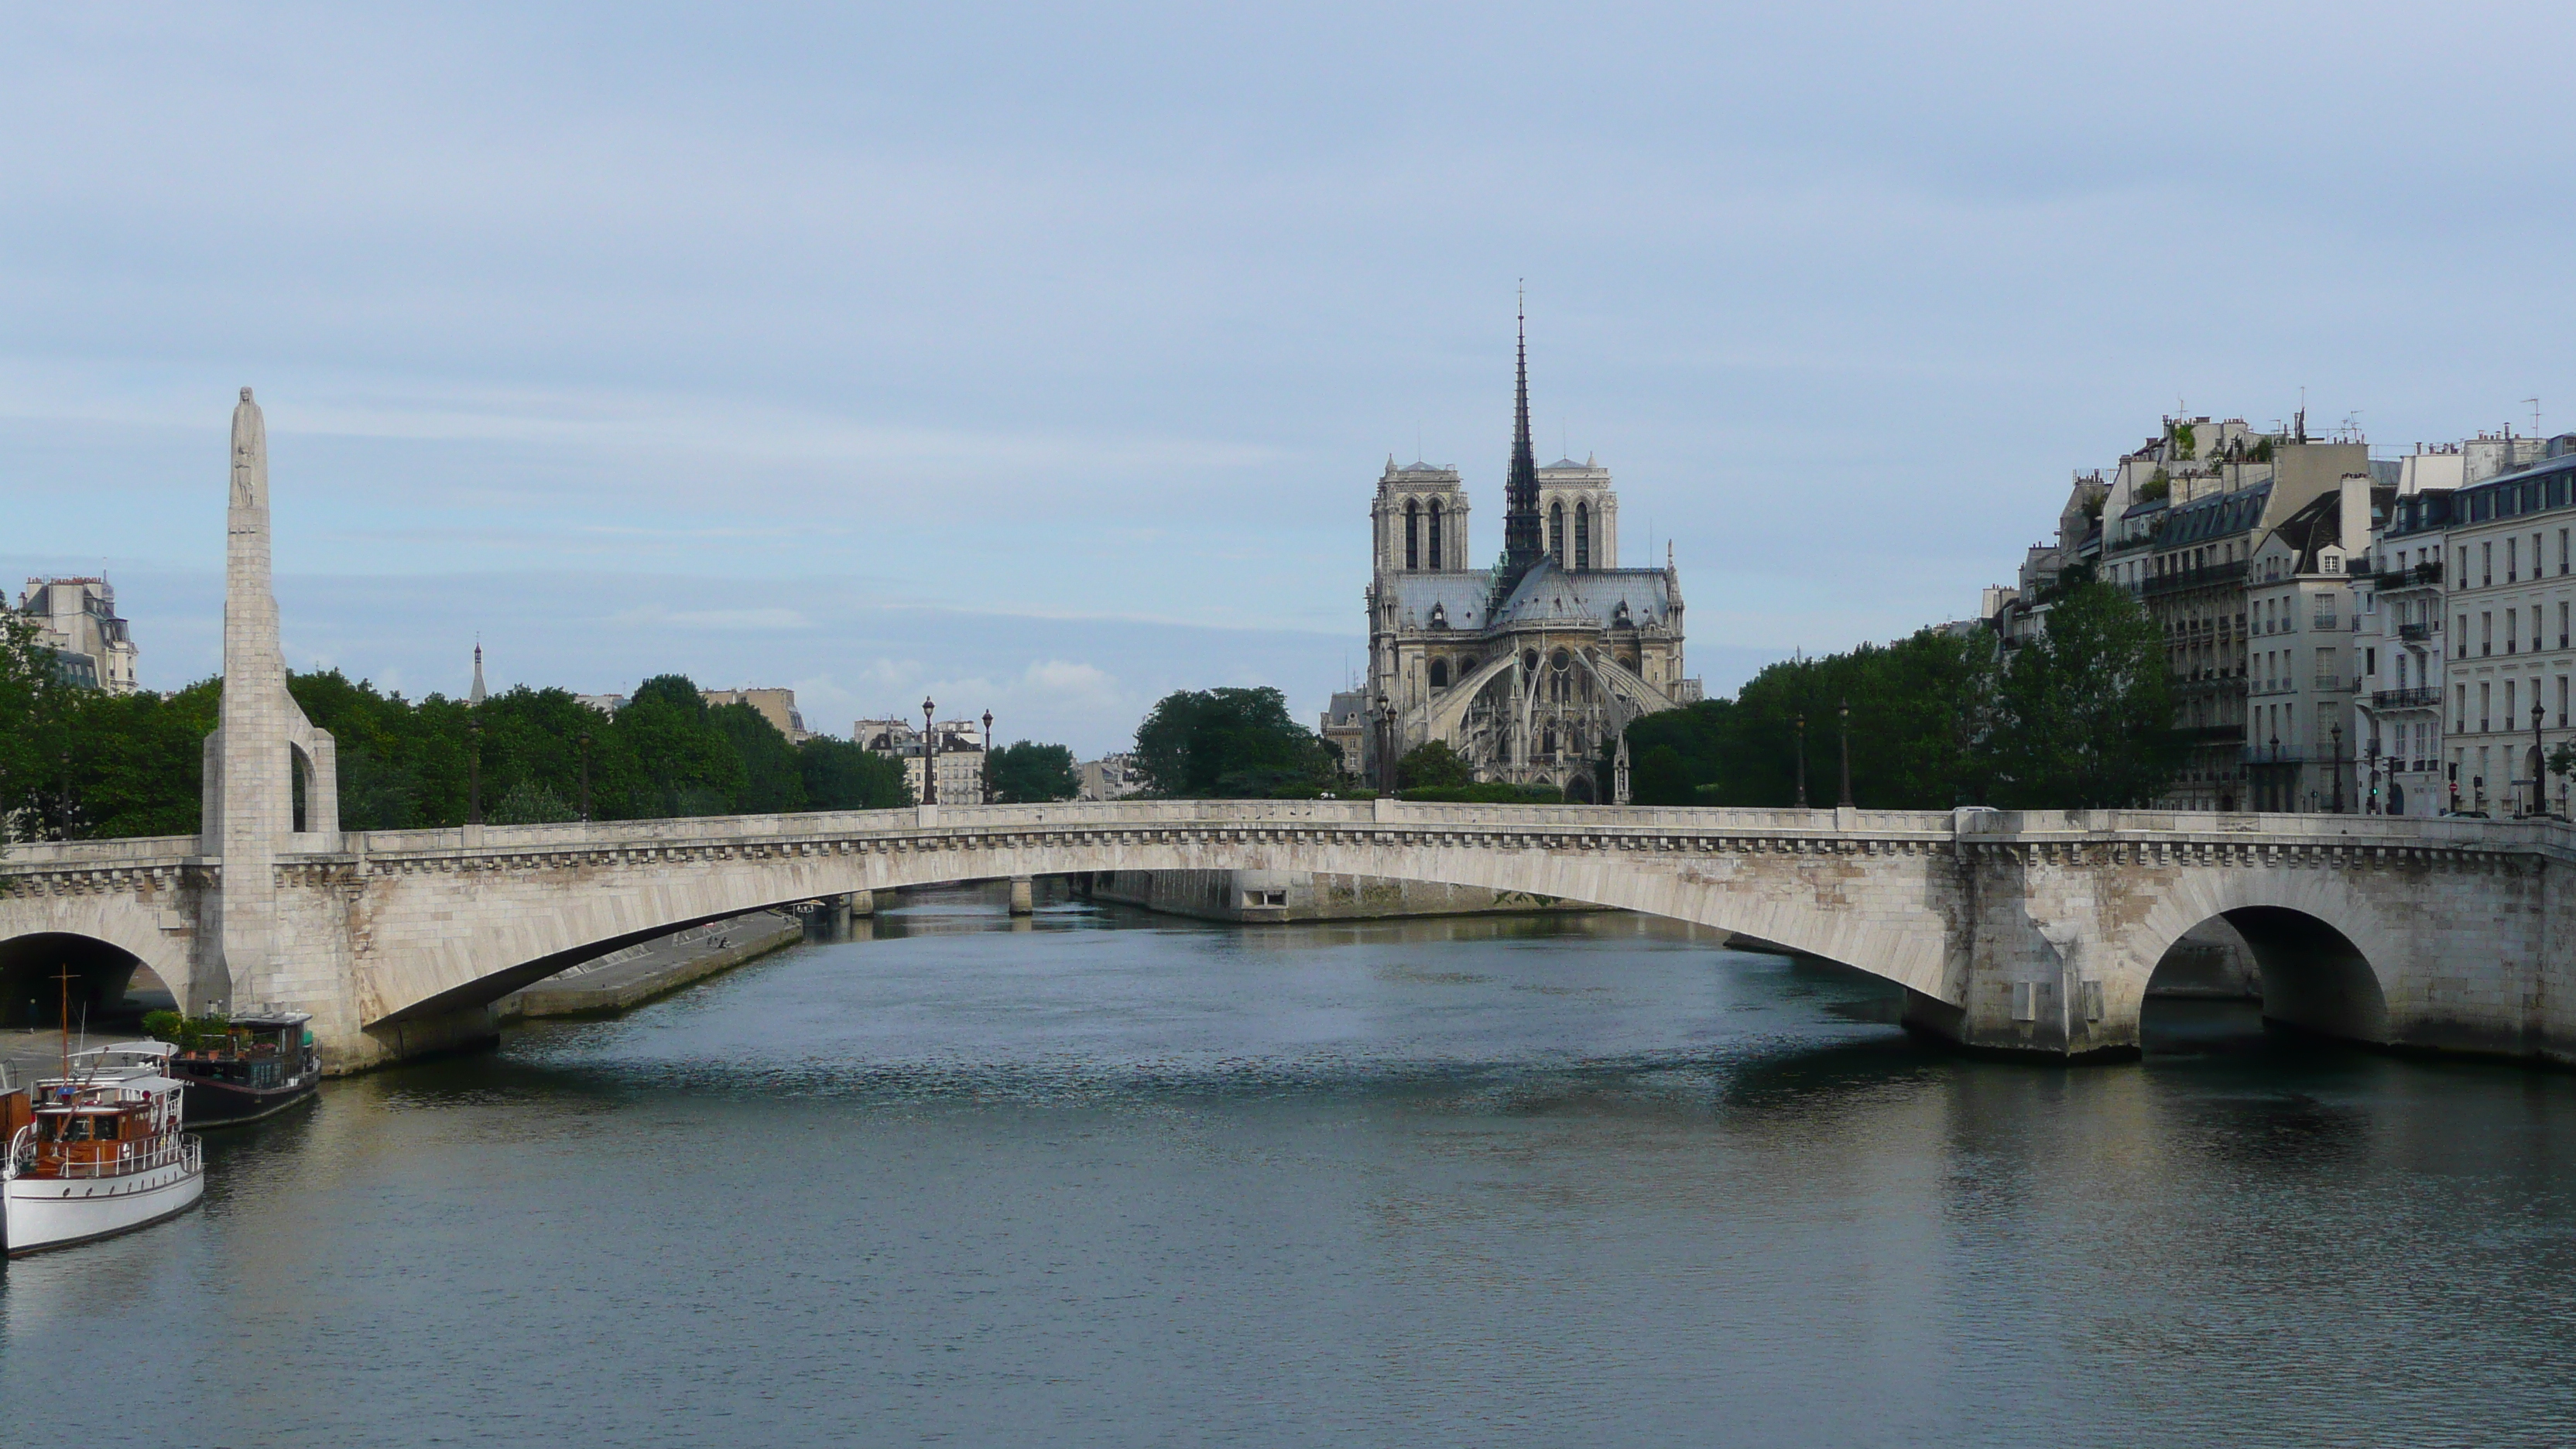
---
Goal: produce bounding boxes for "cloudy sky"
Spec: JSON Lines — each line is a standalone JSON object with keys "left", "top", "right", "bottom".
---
{"left": 8, "top": 3, "right": 2574, "bottom": 754}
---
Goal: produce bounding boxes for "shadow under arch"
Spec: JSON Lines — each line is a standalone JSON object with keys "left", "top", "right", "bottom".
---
{"left": 2145, "top": 906, "right": 2389, "bottom": 1046}
{"left": 0, "top": 930, "right": 156, "bottom": 1029}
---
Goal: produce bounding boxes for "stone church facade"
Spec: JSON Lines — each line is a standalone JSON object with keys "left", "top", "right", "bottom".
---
{"left": 1343, "top": 319, "right": 1699, "bottom": 802}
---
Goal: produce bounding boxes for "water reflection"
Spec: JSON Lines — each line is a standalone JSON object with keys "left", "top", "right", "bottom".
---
{"left": 8, "top": 896, "right": 2576, "bottom": 1446}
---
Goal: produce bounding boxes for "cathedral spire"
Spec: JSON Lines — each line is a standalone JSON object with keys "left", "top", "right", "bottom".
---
{"left": 1494, "top": 289, "right": 1547, "bottom": 605}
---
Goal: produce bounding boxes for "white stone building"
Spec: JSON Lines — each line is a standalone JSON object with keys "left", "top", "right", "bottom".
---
{"left": 2439, "top": 438, "right": 2576, "bottom": 817}
{"left": 1077, "top": 753, "right": 1145, "bottom": 802}
{"left": 1347, "top": 316, "right": 1697, "bottom": 800}
{"left": 855, "top": 718, "right": 986, "bottom": 804}
{"left": 2352, "top": 448, "right": 2472, "bottom": 817}
{"left": 2242, "top": 478, "right": 2378, "bottom": 812}
{"left": 15, "top": 576, "right": 139, "bottom": 694}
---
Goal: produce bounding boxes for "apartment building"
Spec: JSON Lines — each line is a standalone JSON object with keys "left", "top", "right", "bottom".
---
{"left": 2441, "top": 440, "right": 2576, "bottom": 817}
{"left": 2242, "top": 479, "right": 2379, "bottom": 811}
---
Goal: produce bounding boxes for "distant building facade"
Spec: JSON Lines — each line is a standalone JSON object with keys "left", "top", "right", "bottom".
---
{"left": 1077, "top": 753, "right": 1145, "bottom": 802}
{"left": 855, "top": 718, "right": 985, "bottom": 803}
{"left": 16, "top": 577, "right": 139, "bottom": 694}
{"left": 704, "top": 687, "right": 810, "bottom": 742}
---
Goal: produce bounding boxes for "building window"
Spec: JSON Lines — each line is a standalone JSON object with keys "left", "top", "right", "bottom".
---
{"left": 2480, "top": 681, "right": 2491, "bottom": 733}
{"left": 1574, "top": 501, "right": 1591, "bottom": 570}
{"left": 1548, "top": 501, "right": 1565, "bottom": 564}
{"left": 2509, "top": 610, "right": 2520, "bottom": 653}
{"left": 1403, "top": 500, "right": 1420, "bottom": 570}
{"left": 2484, "top": 542, "right": 2493, "bottom": 587}
{"left": 1428, "top": 658, "right": 1448, "bottom": 689}
{"left": 2483, "top": 612, "right": 2493, "bottom": 656}
{"left": 1427, "top": 499, "right": 1444, "bottom": 569}
{"left": 2459, "top": 615, "right": 2470, "bottom": 659}
{"left": 2562, "top": 601, "right": 2571, "bottom": 650}
{"left": 2509, "top": 538, "right": 2519, "bottom": 583}
{"left": 2562, "top": 675, "right": 2570, "bottom": 728}
{"left": 2457, "top": 683, "right": 2468, "bottom": 735}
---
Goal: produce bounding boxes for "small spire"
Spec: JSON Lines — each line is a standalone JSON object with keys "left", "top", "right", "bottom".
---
{"left": 469, "top": 641, "right": 487, "bottom": 707}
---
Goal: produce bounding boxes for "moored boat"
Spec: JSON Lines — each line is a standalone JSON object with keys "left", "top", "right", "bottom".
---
{"left": 2, "top": 1043, "right": 206, "bottom": 1257}
{"left": 166, "top": 1009, "right": 321, "bottom": 1125}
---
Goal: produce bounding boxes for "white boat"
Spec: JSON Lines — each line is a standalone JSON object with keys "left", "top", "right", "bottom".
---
{"left": 3, "top": 1042, "right": 205, "bottom": 1257}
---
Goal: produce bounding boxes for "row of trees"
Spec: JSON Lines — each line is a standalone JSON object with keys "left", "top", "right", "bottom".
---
{"left": 1615, "top": 582, "right": 2181, "bottom": 809}
{"left": 1, "top": 614, "right": 1108, "bottom": 839}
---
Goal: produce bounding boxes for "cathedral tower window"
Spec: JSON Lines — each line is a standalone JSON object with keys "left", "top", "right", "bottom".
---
{"left": 1575, "top": 502, "right": 1591, "bottom": 569}
{"left": 1548, "top": 502, "right": 1565, "bottom": 564}
{"left": 1430, "top": 658, "right": 1449, "bottom": 689}
{"left": 1428, "top": 500, "right": 1444, "bottom": 569}
{"left": 1404, "top": 500, "right": 1420, "bottom": 570}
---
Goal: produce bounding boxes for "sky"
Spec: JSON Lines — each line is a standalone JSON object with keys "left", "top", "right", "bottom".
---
{"left": 8, "top": 2, "right": 2575, "bottom": 755}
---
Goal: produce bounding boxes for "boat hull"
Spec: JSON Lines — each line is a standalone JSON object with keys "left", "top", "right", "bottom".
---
{"left": 179, "top": 1074, "right": 318, "bottom": 1127}
{"left": 3, "top": 1155, "right": 205, "bottom": 1257}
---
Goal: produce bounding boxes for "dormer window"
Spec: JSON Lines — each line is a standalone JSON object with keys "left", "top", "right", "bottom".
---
{"left": 1427, "top": 604, "right": 1448, "bottom": 629}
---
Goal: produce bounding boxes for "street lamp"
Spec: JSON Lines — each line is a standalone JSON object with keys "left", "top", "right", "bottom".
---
{"left": 2330, "top": 722, "right": 2344, "bottom": 814}
{"left": 1837, "top": 698, "right": 1854, "bottom": 809}
{"left": 920, "top": 697, "right": 937, "bottom": 806}
{"left": 1793, "top": 714, "right": 1809, "bottom": 809}
{"left": 1377, "top": 698, "right": 1397, "bottom": 793}
{"left": 2532, "top": 699, "right": 2548, "bottom": 817}
{"left": 577, "top": 732, "right": 592, "bottom": 821}
{"left": 982, "top": 708, "right": 995, "bottom": 805}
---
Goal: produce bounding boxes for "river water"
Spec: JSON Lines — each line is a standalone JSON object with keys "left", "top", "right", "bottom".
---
{"left": 9, "top": 892, "right": 2576, "bottom": 1447}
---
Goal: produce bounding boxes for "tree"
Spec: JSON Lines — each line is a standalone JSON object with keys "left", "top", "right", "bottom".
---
{"left": 710, "top": 701, "right": 807, "bottom": 814}
{"left": 615, "top": 675, "right": 744, "bottom": 817}
{"left": 1395, "top": 741, "right": 1470, "bottom": 790}
{"left": 1975, "top": 581, "right": 2180, "bottom": 808}
{"left": 1131, "top": 687, "right": 1339, "bottom": 798}
{"left": 987, "top": 741, "right": 1079, "bottom": 803}
{"left": 799, "top": 737, "right": 912, "bottom": 810}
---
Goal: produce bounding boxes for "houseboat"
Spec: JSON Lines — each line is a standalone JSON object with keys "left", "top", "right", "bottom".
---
{"left": 168, "top": 1009, "right": 321, "bottom": 1125}
{"left": 2, "top": 1043, "right": 205, "bottom": 1256}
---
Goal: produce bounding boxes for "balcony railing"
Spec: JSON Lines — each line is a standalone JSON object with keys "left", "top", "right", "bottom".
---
{"left": 2375, "top": 561, "right": 2444, "bottom": 589}
{"left": 2143, "top": 560, "right": 2252, "bottom": 598}
{"left": 2372, "top": 687, "right": 2441, "bottom": 709}
{"left": 2398, "top": 622, "right": 2430, "bottom": 642}
{"left": 2242, "top": 745, "right": 2311, "bottom": 765}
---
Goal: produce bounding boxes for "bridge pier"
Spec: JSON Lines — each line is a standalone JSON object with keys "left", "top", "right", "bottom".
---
{"left": 1007, "top": 877, "right": 1035, "bottom": 916}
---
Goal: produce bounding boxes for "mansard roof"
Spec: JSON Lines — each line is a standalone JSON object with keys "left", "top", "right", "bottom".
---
{"left": 1379, "top": 570, "right": 1499, "bottom": 631}
{"left": 2153, "top": 481, "right": 2272, "bottom": 547}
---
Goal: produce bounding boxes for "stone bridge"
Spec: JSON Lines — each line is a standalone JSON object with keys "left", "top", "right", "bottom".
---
{"left": 3, "top": 800, "right": 2570, "bottom": 1073}
{"left": 6, "top": 389, "right": 2571, "bottom": 1074}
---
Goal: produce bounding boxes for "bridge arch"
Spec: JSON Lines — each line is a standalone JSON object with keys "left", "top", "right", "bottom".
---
{"left": 0, "top": 930, "right": 171, "bottom": 1029}
{"left": 2121, "top": 872, "right": 2397, "bottom": 1045}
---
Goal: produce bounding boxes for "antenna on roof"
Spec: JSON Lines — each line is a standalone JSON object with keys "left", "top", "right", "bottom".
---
{"left": 2527, "top": 398, "right": 2543, "bottom": 437}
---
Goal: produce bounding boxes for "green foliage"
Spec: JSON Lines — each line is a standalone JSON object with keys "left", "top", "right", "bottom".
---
{"left": 1398, "top": 781, "right": 1562, "bottom": 803}
{"left": 2249, "top": 435, "right": 2276, "bottom": 463}
{"left": 2139, "top": 471, "right": 2171, "bottom": 502}
{"left": 1395, "top": 740, "right": 1471, "bottom": 791}
{"left": 1615, "top": 628, "right": 1992, "bottom": 808}
{"left": 987, "top": 741, "right": 1080, "bottom": 803}
{"left": 1132, "top": 687, "right": 1339, "bottom": 798}
{"left": 489, "top": 778, "right": 577, "bottom": 825}
{"left": 1975, "top": 582, "right": 2182, "bottom": 808}
{"left": 2171, "top": 421, "right": 2197, "bottom": 460}
{"left": 710, "top": 701, "right": 807, "bottom": 814}
{"left": 142, "top": 1009, "right": 231, "bottom": 1053}
{"left": 799, "top": 737, "right": 912, "bottom": 810}
{"left": 616, "top": 675, "right": 745, "bottom": 817}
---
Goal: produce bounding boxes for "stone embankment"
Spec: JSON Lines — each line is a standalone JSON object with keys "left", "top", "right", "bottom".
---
{"left": 1078, "top": 868, "right": 1608, "bottom": 923}
{"left": 496, "top": 912, "right": 803, "bottom": 1019}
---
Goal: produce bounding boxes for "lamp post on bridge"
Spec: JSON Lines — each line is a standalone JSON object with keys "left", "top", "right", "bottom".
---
{"left": 2533, "top": 700, "right": 2548, "bottom": 817}
{"left": 577, "top": 732, "right": 592, "bottom": 822}
{"left": 982, "top": 709, "right": 995, "bottom": 805}
{"left": 1837, "top": 698, "right": 1853, "bottom": 809}
{"left": 2329, "top": 723, "right": 2344, "bottom": 814}
{"left": 1793, "top": 714, "right": 1808, "bottom": 809}
{"left": 920, "top": 697, "right": 937, "bottom": 806}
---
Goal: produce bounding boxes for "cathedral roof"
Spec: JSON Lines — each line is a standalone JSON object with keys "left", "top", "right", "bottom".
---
{"left": 1486, "top": 559, "right": 1677, "bottom": 629}
{"left": 1382, "top": 560, "right": 1677, "bottom": 635}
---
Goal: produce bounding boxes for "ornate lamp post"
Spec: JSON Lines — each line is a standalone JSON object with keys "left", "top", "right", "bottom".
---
{"left": 2533, "top": 700, "right": 2548, "bottom": 817}
{"left": 1793, "top": 714, "right": 1809, "bottom": 808}
{"left": 982, "top": 709, "right": 995, "bottom": 805}
{"left": 2384, "top": 752, "right": 2405, "bottom": 817}
{"left": 920, "top": 696, "right": 937, "bottom": 806}
{"left": 1378, "top": 699, "right": 1397, "bottom": 793}
{"left": 1837, "top": 698, "right": 1854, "bottom": 809}
{"left": 577, "top": 732, "right": 592, "bottom": 821}
{"left": 2330, "top": 722, "right": 2344, "bottom": 814}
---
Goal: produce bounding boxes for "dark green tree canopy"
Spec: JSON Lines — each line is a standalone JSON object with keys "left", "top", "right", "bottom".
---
{"left": 1132, "top": 687, "right": 1339, "bottom": 799}
{"left": 988, "top": 741, "right": 1080, "bottom": 803}
{"left": 1395, "top": 741, "right": 1470, "bottom": 791}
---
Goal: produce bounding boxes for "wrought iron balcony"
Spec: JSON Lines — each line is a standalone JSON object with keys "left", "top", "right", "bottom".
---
{"left": 2142, "top": 560, "right": 2251, "bottom": 598}
{"left": 2398, "top": 622, "right": 2430, "bottom": 642}
{"left": 2372, "top": 687, "right": 2440, "bottom": 709}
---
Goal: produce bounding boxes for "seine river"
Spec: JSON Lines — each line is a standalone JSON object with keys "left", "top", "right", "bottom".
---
{"left": 9, "top": 891, "right": 2576, "bottom": 1446}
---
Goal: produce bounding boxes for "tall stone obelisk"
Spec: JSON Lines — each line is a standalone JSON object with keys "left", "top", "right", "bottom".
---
{"left": 200, "top": 387, "right": 339, "bottom": 1014}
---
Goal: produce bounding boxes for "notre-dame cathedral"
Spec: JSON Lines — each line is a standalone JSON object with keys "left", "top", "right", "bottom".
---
{"left": 1325, "top": 314, "right": 1699, "bottom": 802}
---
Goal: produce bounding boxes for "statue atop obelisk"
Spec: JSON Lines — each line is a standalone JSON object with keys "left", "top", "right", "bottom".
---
{"left": 200, "top": 388, "right": 339, "bottom": 1012}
